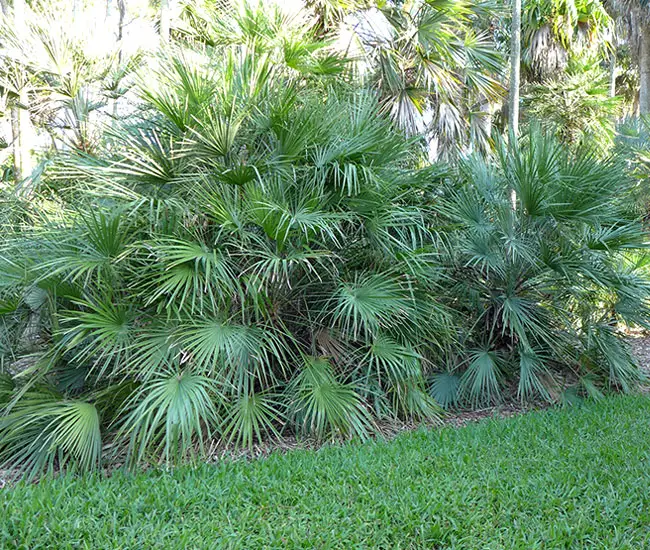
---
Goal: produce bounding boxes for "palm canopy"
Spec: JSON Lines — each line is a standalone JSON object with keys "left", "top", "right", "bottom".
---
{"left": 523, "top": 0, "right": 613, "bottom": 81}
{"left": 354, "top": 0, "right": 504, "bottom": 159}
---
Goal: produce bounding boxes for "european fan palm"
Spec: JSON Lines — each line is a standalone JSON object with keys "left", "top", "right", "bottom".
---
{"left": 524, "top": 62, "right": 620, "bottom": 152}
{"left": 436, "top": 131, "right": 648, "bottom": 406}
{"left": 0, "top": 6, "right": 449, "bottom": 476}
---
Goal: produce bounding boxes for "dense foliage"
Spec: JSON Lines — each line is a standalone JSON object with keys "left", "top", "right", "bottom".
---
{"left": 438, "top": 136, "right": 648, "bottom": 406}
{"left": 0, "top": 33, "right": 455, "bottom": 474}
{"left": 0, "top": 0, "right": 648, "bottom": 477}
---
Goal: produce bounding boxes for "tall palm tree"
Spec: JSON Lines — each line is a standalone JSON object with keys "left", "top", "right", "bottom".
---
{"left": 8, "top": 0, "right": 35, "bottom": 182}
{"left": 523, "top": 0, "right": 613, "bottom": 81}
{"left": 510, "top": 0, "right": 522, "bottom": 135}
{"left": 0, "top": 1, "right": 142, "bottom": 184}
{"left": 356, "top": 0, "right": 504, "bottom": 159}
{"left": 607, "top": 1, "right": 650, "bottom": 114}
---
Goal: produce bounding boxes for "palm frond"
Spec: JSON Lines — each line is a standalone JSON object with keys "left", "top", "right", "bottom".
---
{"left": 0, "top": 393, "right": 102, "bottom": 478}
{"left": 290, "top": 357, "right": 372, "bottom": 439}
{"left": 120, "top": 369, "right": 220, "bottom": 465}
{"left": 222, "top": 391, "right": 283, "bottom": 449}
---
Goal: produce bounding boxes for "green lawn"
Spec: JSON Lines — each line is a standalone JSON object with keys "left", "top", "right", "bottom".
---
{"left": 2, "top": 396, "right": 650, "bottom": 549}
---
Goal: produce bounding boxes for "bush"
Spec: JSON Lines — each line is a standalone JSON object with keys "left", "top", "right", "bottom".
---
{"left": 0, "top": 5, "right": 647, "bottom": 476}
{"left": 524, "top": 64, "right": 620, "bottom": 154}
{"left": 0, "top": 42, "right": 453, "bottom": 476}
{"left": 436, "top": 134, "right": 649, "bottom": 406}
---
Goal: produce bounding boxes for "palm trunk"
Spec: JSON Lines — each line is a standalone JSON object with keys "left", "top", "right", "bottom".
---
{"left": 112, "top": 0, "right": 126, "bottom": 125}
{"left": 508, "top": 0, "right": 522, "bottom": 136}
{"left": 609, "top": 52, "right": 616, "bottom": 98}
{"left": 160, "top": 0, "right": 171, "bottom": 43}
{"left": 17, "top": 89, "right": 34, "bottom": 181}
{"left": 12, "top": 0, "right": 35, "bottom": 183}
{"left": 640, "top": 23, "right": 650, "bottom": 116}
{"left": 508, "top": 0, "right": 522, "bottom": 209}
{"left": 11, "top": 104, "right": 21, "bottom": 182}
{"left": 7, "top": 0, "right": 20, "bottom": 181}
{"left": 117, "top": 0, "right": 126, "bottom": 44}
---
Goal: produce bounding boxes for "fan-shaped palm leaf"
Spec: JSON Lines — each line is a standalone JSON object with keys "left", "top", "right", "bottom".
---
{"left": 290, "top": 357, "right": 372, "bottom": 439}
{"left": 120, "top": 370, "right": 220, "bottom": 465}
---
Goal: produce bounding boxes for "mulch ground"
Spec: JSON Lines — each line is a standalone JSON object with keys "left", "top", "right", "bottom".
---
{"left": 629, "top": 335, "right": 650, "bottom": 375}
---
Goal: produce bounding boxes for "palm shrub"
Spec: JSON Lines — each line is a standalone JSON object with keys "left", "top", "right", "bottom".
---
{"left": 432, "top": 133, "right": 649, "bottom": 408}
{"left": 614, "top": 116, "right": 650, "bottom": 209}
{"left": 0, "top": 27, "right": 451, "bottom": 476}
{"left": 1, "top": 1, "right": 647, "bottom": 478}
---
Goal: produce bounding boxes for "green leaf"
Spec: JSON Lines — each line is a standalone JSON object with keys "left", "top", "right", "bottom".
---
{"left": 222, "top": 391, "right": 284, "bottom": 450}
{"left": 460, "top": 350, "right": 504, "bottom": 406}
{"left": 120, "top": 369, "right": 220, "bottom": 465}
{"left": 290, "top": 357, "right": 372, "bottom": 440}
{"left": 0, "top": 395, "right": 102, "bottom": 479}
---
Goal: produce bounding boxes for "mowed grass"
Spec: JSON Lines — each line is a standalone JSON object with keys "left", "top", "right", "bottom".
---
{"left": 2, "top": 396, "right": 650, "bottom": 549}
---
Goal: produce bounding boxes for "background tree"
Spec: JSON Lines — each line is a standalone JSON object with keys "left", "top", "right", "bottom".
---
{"left": 606, "top": 1, "right": 650, "bottom": 114}
{"left": 7, "top": 0, "right": 36, "bottom": 183}
{"left": 510, "top": 0, "right": 522, "bottom": 135}
{"left": 524, "top": 62, "right": 620, "bottom": 151}
{"left": 522, "top": 0, "right": 613, "bottom": 82}
{"left": 518, "top": 0, "right": 619, "bottom": 145}
{"left": 356, "top": 0, "right": 504, "bottom": 159}
{"left": 0, "top": 0, "right": 154, "bottom": 186}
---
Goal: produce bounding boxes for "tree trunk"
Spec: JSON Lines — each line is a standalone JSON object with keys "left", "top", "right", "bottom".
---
{"left": 640, "top": 23, "right": 650, "bottom": 116}
{"left": 508, "top": 0, "right": 522, "bottom": 136}
{"left": 11, "top": 104, "right": 21, "bottom": 182}
{"left": 7, "top": 0, "right": 18, "bottom": 181}
{"left": 160, "top": 0, "right": 171, "bottom": 43}
{"left": 12, "top": 0, "right": 35, "bottom": 183}
{"left": 17, "top": 89, "right": 35, "bottom": 181}
{"left": 609, "top": 52, "right": 616, "bottom": 98}
{"left": 117, "top": 0, "right": 126, "bottom": 44}
{"left": 112, "top": 0, "right": 126, "bottom": 125}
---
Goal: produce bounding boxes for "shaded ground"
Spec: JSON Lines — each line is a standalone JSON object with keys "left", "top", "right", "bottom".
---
{"left": 629, "top": 334, "right": 650, "bottom": 376}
